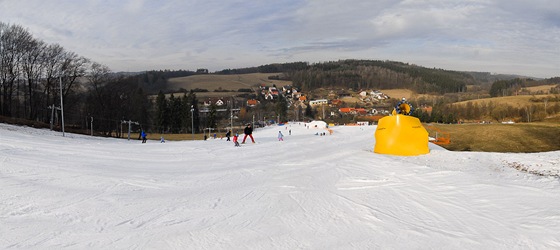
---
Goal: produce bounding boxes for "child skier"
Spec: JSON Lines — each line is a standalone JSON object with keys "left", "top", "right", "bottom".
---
{"left": 233, "top": 133, "right": 240, "bottom": 147}
{"left": 141, "top": 130, "right": 147, "bottom": 143}
{"left": 278, "top": 131, "right": 284, "bottom": 141}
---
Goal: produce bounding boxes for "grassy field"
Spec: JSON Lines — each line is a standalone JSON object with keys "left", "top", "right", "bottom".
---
{"left": 523, "top": 84, "right": 558, "bottom": 93}
{"left": 380, "top": 89, "right": 438, "bottom": 100}
{"left": 426, "top": 122, "right": 560, "bottom": 153}
{"left": 165, "top": 73, "right": 292, "bottom": 98}
{"left": 138, "top": 133, "right": 209, "bottom": 141}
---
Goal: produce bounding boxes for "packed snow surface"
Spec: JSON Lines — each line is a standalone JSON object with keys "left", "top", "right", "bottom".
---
{"left": 1, "top": 123, "right": 559, "bottom": 249}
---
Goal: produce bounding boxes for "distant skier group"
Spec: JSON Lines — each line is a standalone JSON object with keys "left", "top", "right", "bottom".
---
{"left": 142, "top": 122, "right": 290, "bottom": 146}
{"left": 225, "top": 123, "right": 254, "bottom": 147}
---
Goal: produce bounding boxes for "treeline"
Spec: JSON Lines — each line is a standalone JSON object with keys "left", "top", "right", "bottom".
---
{"left": 488, "top": 78, "right": 559, "bottom": 97}
{"left": 137, "top": 69, "right": 198, "bottom": 94}
{"left": 1, "top": 22, "right": 89, "bottom": 121}
{"left": 154, "top": 91, "right": 200, "bottom": 134}
{"left": 215, "top": 62, "right": 309, "bottom": 74}
{"left": 0, "top": 22, "right": 152, "bottom": 137}
{"left": 288, "top": 60, "right": 469, "bottom": 94}
{"left": 490, "top": 78, "right": 526, "bottom": 97}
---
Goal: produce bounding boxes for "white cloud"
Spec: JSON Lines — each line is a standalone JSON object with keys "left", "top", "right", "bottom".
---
{"left": 0, "top": 0, "right": 558, "bottom": 77}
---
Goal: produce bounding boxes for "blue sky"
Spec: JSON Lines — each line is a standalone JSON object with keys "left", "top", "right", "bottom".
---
{"left": 1, "top": 0, "right": 559, "bottom": 78}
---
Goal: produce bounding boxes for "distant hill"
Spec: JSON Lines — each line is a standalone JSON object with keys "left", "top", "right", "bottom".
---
{"left": 151, "top": 60, "right": 558, "bottom": 101}
{"left": 165, "top": 60, "right": 554, "bottom": 95}
{"left": 463, "top": 71, "right": 538, "bottom": 84}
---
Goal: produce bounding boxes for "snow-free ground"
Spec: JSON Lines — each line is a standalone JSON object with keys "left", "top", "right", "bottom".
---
{"left": 1, "top": 122, "right": 559, "bottom": 249}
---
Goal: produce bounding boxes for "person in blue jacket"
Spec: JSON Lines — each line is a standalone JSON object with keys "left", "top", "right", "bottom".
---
{"left": 141, "top": 130, "right": 147, "bottom": 143}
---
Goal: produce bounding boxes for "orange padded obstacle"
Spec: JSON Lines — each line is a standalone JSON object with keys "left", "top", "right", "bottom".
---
{"left": 374, "top": 114, "right": 430, "bottom": 156}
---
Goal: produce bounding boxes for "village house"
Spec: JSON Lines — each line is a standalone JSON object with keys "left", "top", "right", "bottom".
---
{"left": 203, "top": 98, "right": 225, "bottom": 107}
{"left": 330, "top": 99, "right": 342, "bottom": 107}
{"left": 247, "top": 99, "right": 259, "bottom": 107}
{"left": 309, "top": 99, "right": 328, "bottom": 107}
{"left": 338, "top": 107, "right": 368, "bottom": 115}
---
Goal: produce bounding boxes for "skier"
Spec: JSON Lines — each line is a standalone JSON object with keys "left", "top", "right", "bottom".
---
{"left": 395, "top": 97, "right": 413, "bottom": 115}
{"left": 141, "top": 130, "right": 147, "bottom": 143}
{"left": 233, "top": 133, "right": 240, "bottom": 147}
{"left": 278, "top": 131, "right": 284, "bottom": 141}
{"left": 225, "top": 130, "right": 231, "bottom": 141}
{"left": 241, "top": 123, "right": 255, "bottom": 143}
{"left": 160, "top": 136, "right": 165, "bottom": 143}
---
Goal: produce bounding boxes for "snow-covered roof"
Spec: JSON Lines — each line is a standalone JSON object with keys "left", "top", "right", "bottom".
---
{"left": 306, "top": 120, "right": 328, "bottom": 128}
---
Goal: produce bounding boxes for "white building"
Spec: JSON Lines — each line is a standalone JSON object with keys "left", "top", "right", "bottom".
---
{"left": 309, "top": 99, "right": 328, "bottom": 107}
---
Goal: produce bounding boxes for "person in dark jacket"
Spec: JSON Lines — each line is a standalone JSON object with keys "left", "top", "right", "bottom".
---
{"left": 225, "top": 130, "right": 231, "bottom": 141}
{"left": 242, "top": 124, "right": 255, "bottom": 143}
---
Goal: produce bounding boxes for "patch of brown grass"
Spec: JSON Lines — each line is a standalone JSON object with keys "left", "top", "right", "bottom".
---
{"left": 523, "top": 84, "right": 558, "bottom": 93}
{"left": 340, "top": 96, "right": 361, "bottom": 104}
{"left": 160, "top": 73, "right": 292, "bottom": 100}
{"left": 167, "top": 73, "right": 291, "bottom": 92}
{"left": 126, "top": 132, "right": 217, "bottom": 141}
{"left": 453, "top": 94, "right": 559, "bottom": 107}
{"left": 380, "top": 89, "right": 438, "bottom": 100}
{"left": 428, "top": 122, "right": 560, "bottom": 152}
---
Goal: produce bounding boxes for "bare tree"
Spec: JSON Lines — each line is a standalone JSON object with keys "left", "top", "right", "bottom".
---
{"left": 0, "top": 23, "right": 30, "bottom": 116}
{"left": 86, "top": 62, "right": 112, "bottom": 108}
{"left": 21, "top": 37, "right": 46, "bottom": 119}
{"left": 42, "top": 43, "right": 66, "bottom": 117}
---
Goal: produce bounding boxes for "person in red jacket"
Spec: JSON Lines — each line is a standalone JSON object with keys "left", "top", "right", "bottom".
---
{"left": 233, "top": 133, "right": 240, "bottom": 147}
{"left": 241, "top": 124, "right": 255, "bottom": 143}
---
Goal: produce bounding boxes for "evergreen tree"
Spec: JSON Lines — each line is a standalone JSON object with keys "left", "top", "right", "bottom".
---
{"left": 155, "top": 91, "right": 168, "bottom": 133}
{"left": 207, "top": 103, "right": 218, "bottom": 130}
{"left": 169, "top": 94, "right": 182, "bottom": 133}
{"left": 181, "top": 93, "right": 190, "bottom": 133}
{"left": 276, "top": 94, "right": 288, "bottom": 122}
{"left": 305, "top": 104, "right": 314, "bottom": 120}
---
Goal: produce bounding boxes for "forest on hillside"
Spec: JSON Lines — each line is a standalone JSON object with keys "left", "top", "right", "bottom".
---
{"left": 288, "top": 60, "right": 472, "bottom": 94}
{"left": 218, "top": 60, "right": 483, "bottom": 94}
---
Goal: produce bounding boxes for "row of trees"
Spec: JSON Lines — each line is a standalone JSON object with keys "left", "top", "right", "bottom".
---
{"left": 0, "top": 22, "right": 90, "bottom": 121}
{"left": 154, "top": 91, "right": 200, "bottom": 134}
{"left": 0, "top": 22, "right": 155, "bottom": 136}
{"left": 85, "top": 64, "right": 152, "bottom": 136}
{"left": 151, "top": 90, "right": 292, "bottom": 135}
{"left": 215, "top": 62, "right": 309, "bottom": 74}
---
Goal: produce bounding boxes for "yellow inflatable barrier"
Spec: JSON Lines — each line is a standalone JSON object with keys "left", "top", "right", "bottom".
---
{"left": 374, "top": 114, "right": 430, "bottom": 156}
